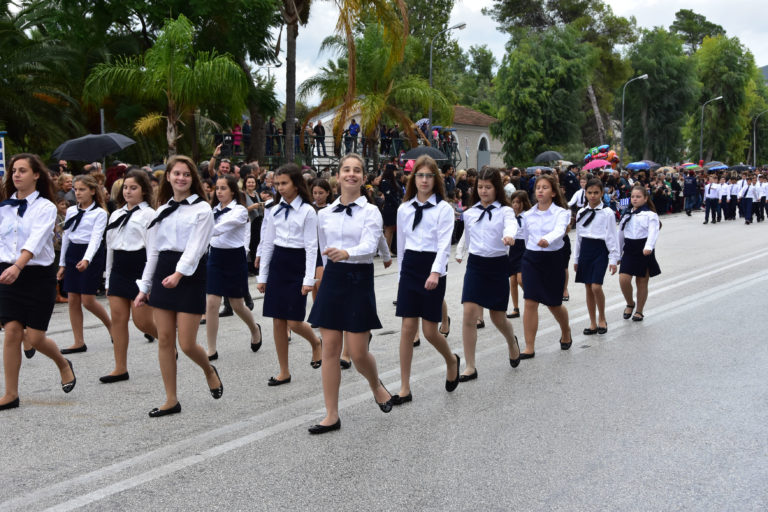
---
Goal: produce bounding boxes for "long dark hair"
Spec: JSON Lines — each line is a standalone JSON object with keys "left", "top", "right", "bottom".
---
{"left": 212, "top": 174, "right": 245, "bottom": 208}
{"left": 5, "top": 153, "right": 55, "bottom": 201}
{"left": 404, "top": 155, "right": 446, "bottom": 202}
{"left": 534, "top": 174, "right": 566, "bottom": 208}
{"left": 117, "top": 169, "right": 153, "bottom": 208}
{"left": 509, "top": 190, "right": 532, "bottom": 212}
{"left": 274, "top": 163, "right": 312, "bottom": 205}
{"left": 469, "top": 167, "right": 509, "bottom": 207}
{"left": 157, "top": 155, "right": 206, "bottom": 204}
{"left": 73, "top": 174, "right": 107, "bottom": 211}
{"left": 311, "top": 177, "right": 333, "bottom": 206}
{"left": 630, "top": 184, "right": 657, "bottom": 213}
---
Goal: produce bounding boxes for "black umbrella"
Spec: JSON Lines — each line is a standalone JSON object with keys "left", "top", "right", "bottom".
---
{"left": 53, "top": 133, "right": 136, "bottom": 162}
{"left": 525, "top": 166, "right": 554, "bottom": 175}
{"left": 533, "top": 150, "right": 564, "bottom": 163}
{"left": 729, "top": 164, "right": 753, "bottom": 172}
{"left": 402, "top": 146, "right": 449, "bottom": 161}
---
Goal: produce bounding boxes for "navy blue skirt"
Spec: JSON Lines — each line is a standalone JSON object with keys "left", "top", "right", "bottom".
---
{"left": 63, "top": 242, "right": 106, "bottom": 295}
{"left": 308, "top": 261, "right": 382, "bottom": 332}
{"left": 461, "top": 254, "right": 509, "bottom": 312}
{"left": 507, "top": 239, "right": 526, "bottom": 275}
{"left": 620, "top": 238, "right": 661, "bottom": 278}
{"left": 0, "top": 263, "right": 56, "bottom": 331}
{"left": 575, "top": 238, "right": 609, "bottom": 285}
{"left": 108, "top": 249, "right": 146, "bottom": 300}
{"left": 148, "top": 250, "right": 207, "bottom": 314}
{"left": 560, "top": 235, "right": 571, "bottom": 269}
{"left": 521, "top": 249, "right": 566, "bottom": 307}
{"left": 396, "top": 250, "right": 446, "bottom": 322}
{"left": 263, "top": 245, "right": 309, "bottom": 321}
{"left": 207, "top": 247, "right": 248, "bottom": 298}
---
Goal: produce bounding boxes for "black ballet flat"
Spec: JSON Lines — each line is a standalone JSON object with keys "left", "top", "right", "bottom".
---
{"left": 0, "top": 397, "right": 20, "bottom": 410}
{"left": 339, "top": 359, "right": 352, "bottom": 370}
{"left": 99, "top": 372, "right": 129, "bottom": 383}
{"left": 597, "top": 324, "right": 608, "bottom": 334}
{"left": 583, "top": 327, "right": 598, "bottom": 335}
{"left": 144, "top": 334, "right": 155, "bottom": 343}
{"left": 60, "top": 344, "right": 87, "bottom": 354}
{"left": 439, "top": 316, "right": 451, "bottom": 337}
{"left": 623, "top": 304, "right": 635, "bottom": 320}
{"left": 392, "top": 300, "right": 397, "bottom": 306}
{"left": 208, "top": 352, "right": 218, "bottom": 361}
{"left": 446, "top": 353, "right": 461, "bottom": 392}
{"left": 267, "top": 375, "right": 291, "bottom": 386}
{"left": 519, "top": 352, "right": 535, "bottom": 360}
{"left": 251, "top": 324, "right": 262, "bottom": 352}
{"left": 218, "top": 308, "right": 234, "bottom": 318}
{"left": 413, "top": 338, "right": 420, "bottom": 347}
{"left": 61, "top": 359, "right": 76, "bottom": 393}
{"left": 391, "top": 392, "right": 413, "bottom": 405}
{"left": 560, "top": 337, "right": 572, "bottom": 350}
{"left": 506, "top": 308, "right": 520, "bottom": 319}
{"left": 149, "top": 402, "right": 181, "bottom": 417}
{"left": 200, "top": 318, "right": 206, "bottom": 325}
{"left": 632, "top": 312, "right": 644, "bottom": 322}
{"left": 476, "top": 320, "right": 485, "bottom": 329}
{"left": 376, "top": 380, "right": 393, "bottom": 413}
{"left": 308, "top": 419, "right": 341, "bottom": 435}
{"left": 310, "top": 359, "right": 322, "bottom": 369}
{"left": 562, "top": 295, "right": 570, "bottom": 302}
{"left": 209, "top": 365, "right": 223, "bottom": 399}
{"left": 24, "top": 348, "right": 36, "bottom": 359}
{"left": 458, "top": 370, "right": 478, "bottom": 382}
{"left": 510, "top": 336, "right": 521, "bottom": 368}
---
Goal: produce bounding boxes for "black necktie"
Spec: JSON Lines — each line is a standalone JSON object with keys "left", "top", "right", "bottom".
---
{"left": 412, "top": 202, "right": 434, "bottom": 229}
{"left": 577, "top": 208, "right": 598, "bottom": 227}
{"left": 106, "top": 205, "right": 140, "bottom": 231}
{"left": 745, "top": 185, "right": 750, "bottom": 197}
{"left": 274, "top": 202, "right": 291, "bottom": 219}
{"left": 516, "top": 215, "right": 522, "bottom": 227}
{"left": 620, "top": 207, "right": 647, "bottom": 231}
{"left": 333, "top": 202, "right": 357, "bottom": 216}
{"left": 476, "top": 204, "right": 495, "bottom": 222}
{"left": 0, "top": 198, "right": 27, "bottom": 218}
{"left": 214, "top": 207, "right": 231, "bottom": 220}
{"left": 63, "top": 204, "right": 95, "bottom": 231}
{"left": 148, "top": 199, "right": 189, "bottom": 229}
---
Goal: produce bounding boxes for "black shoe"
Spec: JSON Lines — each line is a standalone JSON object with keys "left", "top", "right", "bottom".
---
{"left": 510, "top": 336, "right": 521, "bottom": 368}
{"left": 200, "top": 318, "right": 206, "bottom": 325}
{"left": 392, "top": 300, "right": 397, "bottom": 306}
{"left": 268, "top": 375, "right": 291, "bottom": 386}
{"left": 632, "top": 312, "right": 644, "bottom": 322}
{"left": 144, "top": 334, "right": 155, "bottom": 343}
{"left": 686, "top": 210, "right": 691, "bottom": 216}
{"left": 209, "top": 366, "right": 223, "bottom": 399}
{"left": 149, "top": 402, "right": 181, "bottom": 417}
{"left": 506, "top": 308, "right": 520, "bottom": 319}
{"left": 562, "top": 295, "right": 570, "bottom": 302}
{"left": 560, "top": 337, "right": 572, "bottom": 350}
{"left": 446, "top": 354, "right": 461, "bottom": 392}
{"left": 308, "top": 419, "right": 341, "bottom": 435}
{"left": 24, "top": 348, "right": 36, "bottom": 359}
{"left": 476, "top": 320, "right": 485, "bottom": 329}
{"left": 583, "top": 327, "right": 598, "bottom": 335}
{"left": 623, "top": 304, "right": 635, "bottom": 320}
{"left": 208, "top": 352, "right": 218, "bottom": 361}
{"left": 597, "top": 324, "right": 608, "bottom": 334}
{"left": 703, "top": 220, "right": 708, "bottom": 224}
{"left": 0, "top": 397, "right": 20, "bottom": 410}
{"left": 251, "top": 324, "right": 262, "bottom": 352}
{"left": 439, "top": 316, "right": 451, "bottom": 337}
{"left": 61, "top": 359, "right": 76, "bottom": 393}
{"left": 99, "top": 372, "right": 129, "bottom": 383}
{"left": 519, "top": 352, "right": 535, "bottom": 360}
{"left": 340, "top": 359, "right": 352, "bottom": 369}
{"left": 218, "top": 308, "right": 234, "bottom": 318}
{"left": 413, "top": 338, "right": 420, "bottom": 347}
{"left": 60, "top": 344, "right": 87, "bottom": 354}
{"left": 376, "top": 380, "right": 393, "bottom": 413}
{"left": 310, "top": 359, "right": 322, "bottom": 369}
{"left": 458, "top": 370, "right": 478, "bottom": 382}
{"left": 391, "top": 392, "right": 413, "bottom": 405}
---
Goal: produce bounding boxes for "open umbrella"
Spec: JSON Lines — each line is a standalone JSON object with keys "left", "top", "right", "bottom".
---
{"left": 703, "top": 161, "right": 725, "bottom": 169}
{"left": 707, "top": 165, "right": 728, "bottom": 172}
{"left": 53, "top": 133, "right": 136, "bottom": 162}
{"left": 583, "top": 159, "right": 612, "bottom": 171}
{"left": 729, "top": 164, "right": 752, "bottom": 172}
{"left": 525, "top": 166, "right": 554, "bottom": 175}
{"left": 657, "top": 166, "right": 675, "bottom": 174}
{"left": 626, "top": 161, "right": 650, "bottom": 171}
{"left": 534, "top": 150, "right": 564, "bottom": 163}
{"left": 402, "top": 146, "right": 449, "bottom": 161}
{"left": 642, "top": 160, "right": 661, "bottom": 170}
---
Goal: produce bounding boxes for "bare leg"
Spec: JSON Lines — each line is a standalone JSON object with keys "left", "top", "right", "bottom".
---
{"left": 153, "top": 309, "right": 179, "bottom": 410}
{"left": 230, "top": 298, "right": 260, "bottom": 341}
{"left": 317, "top": 328, "right": 342, "bottom": 426}
{"left": 312, "top": 266, "right": 324, "bottom": 301}
{"left": 510, "top": 275, "right": 519, "bottom": 310}
{"left": 81, "top": 294, "right": 112, "bottom": 333}
{"left": 397, "top": 317, "right": 419, "bottom": 396}
{"left": 619, "top": 273, "right": 635, "bottom": 315}
{"left": 635, "top": 274, "right": 650, "bottom": 314}
{"left": 287, "top": 320, "right": 322, "bottom": 362}
{"left": 177, "top": 312, "right": 220, "bottom": 390}
{"left": 131, "top": 302, "right": 157, "bottom": 339}
{"left": 205, "top": 294, "right": 222, "bottom": 356}
{"left": 585, "top": 284, "right": 597, "bottom": 329}
{"left": 1, "top": 322, "right": 23, "bottom": 404}
{"left": 592, "top": 284, "right": 607, "bottom": 328}
{"left": 489, "top": 310, "right": 519, "bottom": 359}
{"left": 273, "top": 318, "right": 291, "bottom": 380}
{"left": 65, "top": 293, "right": 85, "bottom": 348}
{"left": 546, "top": 304, "right": 571, "bottom": 343}
{"left": 422, "top": 320, "right": 457, "bottom": 381}
{"left": 28, "top": 330, "right": 72, "bottom": 374}
{"left": 341, "top": 334, "right": 351, "bottom": 363}
{"left": 563, "top": 269, "right": 570, "bottom": 299}
{"left": 461, "top": 302, "right": 482, "bottom": 375}
{"left": 522, "top": 299, "right": 539, "bottom": 354}
{"left": 107, "top": 296, "right": 130, "bottom": 375}
{"left": 439, "top": 300, "right": 450, "bottom": 334}
{"left": 347, "top": 331, "right": 390, "bottom": 404}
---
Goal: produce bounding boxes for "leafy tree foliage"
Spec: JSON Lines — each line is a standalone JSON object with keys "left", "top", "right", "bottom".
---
{"left": 669, "top": 9, "right": 725, "bottom": 55}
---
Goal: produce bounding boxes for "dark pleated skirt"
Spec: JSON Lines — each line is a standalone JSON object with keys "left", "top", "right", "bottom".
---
{"left": 63, "top": 242, "right": 106, "bottom": 295}
{"left": 148, "top": 250, "right": 207, "bottom": 314}
{"left": 308, "top": 260, "right": 382, "bottom": 332}
{"left": 263, "top": 245, "right": 309, "bottom": 321}
{"left": 0, "top": 263, "right": 56, "bottom": 331}
{"left": 507, "top": 239, "right": 526, "bottom": 275}
{"left": 619, "top": 238, "right": 661, "bottom": 278}
{"left": 575, "top": 238, "right": 609, "bottom": 285}
{"left": 560, "top": 235, "right": 572, "bottom": 269}
{"left": 108, "top": 249, "right": 146, "bottom": 300}
{"left": 521, "top": 249, "right": 566, "bottom": 307}
{"left": 461, "top": 254, "right": 509, "bottom": 312}
{"left": 207, "top": 247, "right": 248, "bottom": 298}
{"left": 396, "top": 250, "right": 446, "bottom": 322}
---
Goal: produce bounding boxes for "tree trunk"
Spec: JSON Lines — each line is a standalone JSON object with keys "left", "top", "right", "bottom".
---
{"left": 237, "top": 56, "right": 266, "bottom": 162}
{"left": 190, "top": 111, "right": 199, "bottom": 162}
{"left": 587, "top": 84, "right": 605, "bottom": 145}
{"left": 285, "top": 22, "right": 297, "bottom": 162}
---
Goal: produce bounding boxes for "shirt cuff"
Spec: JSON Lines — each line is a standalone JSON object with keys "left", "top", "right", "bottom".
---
{"left": 302, "top": 277, "right": 316, "bottom": 287}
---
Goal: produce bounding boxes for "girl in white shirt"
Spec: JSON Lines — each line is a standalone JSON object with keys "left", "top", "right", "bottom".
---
{"left": 392, "top": 155, "right": 460, "bottom": 404}
{"left": 573, "top": 179, "right": 620, "bottom": 335}
{"left": 520, "top": 174, "right": 572, "bottom": 358}
{"left": 58, "top": 174, "right": 111, "bottom": 354}
{"left": 618, "top": 185, "right": 661, "bottom": 322}
{"left": 256, "top": 163, "right": 322, "bottom": 386}
{"left": 135, "top": 155, "right": 221, "bottom": 417}
{"left": 101, "top": 170, "right": 158, "bottom": 383}
{"left": 205, "top": 175, "right": 261, "bottom": 360}
{"left": 0, "top": 154, "right": 76, "bottom": 410}
{"left": 506, "top": 190, "right": 531, "bottom": 319}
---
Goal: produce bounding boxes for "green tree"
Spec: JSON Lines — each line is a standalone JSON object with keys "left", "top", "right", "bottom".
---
{"left": 669, "top": 9, "right": 725, "bottom": 55}
{"left": 455, "top": 45, "right": 498, "bottom": 116}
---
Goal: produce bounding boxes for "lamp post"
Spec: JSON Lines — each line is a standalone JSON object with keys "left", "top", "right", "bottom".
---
{"left": 699, "top": 95, "right": 723, "bottom": 164}
{"left": 429, "top": 22, "right": 466, "bottom": 136}
{"left": 620, "top": 73, "right": 648, "bottom": 166}
{"left": 753, "top": 109, "right": 768, "bottom": 166}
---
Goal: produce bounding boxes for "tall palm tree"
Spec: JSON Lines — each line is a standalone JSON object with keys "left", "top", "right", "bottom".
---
{"left": 83, "top": 15, "right": 248, "bottom": 156}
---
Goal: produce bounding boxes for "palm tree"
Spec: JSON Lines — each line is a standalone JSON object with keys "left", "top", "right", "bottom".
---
{"left": 83, "top": 15, "right": 248, "bottom": 156}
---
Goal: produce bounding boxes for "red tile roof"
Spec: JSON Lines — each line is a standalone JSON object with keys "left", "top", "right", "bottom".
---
{"left": 453, "top": 105, "right": 498, "bottom": 127}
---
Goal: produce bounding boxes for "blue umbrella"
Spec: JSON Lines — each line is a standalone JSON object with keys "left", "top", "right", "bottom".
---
{"left": 626, "top": 161, "right": 650, "bottom": 170}
{"left": 707, "top": 165, "right": 728, "bottom": 171}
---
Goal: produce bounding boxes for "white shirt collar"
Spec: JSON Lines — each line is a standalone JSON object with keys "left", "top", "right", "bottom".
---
{"left": 12, "top": 190, "right": 40, "bottom": 204}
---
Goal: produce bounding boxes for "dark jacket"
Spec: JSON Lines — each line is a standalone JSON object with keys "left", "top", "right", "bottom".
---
{"left": 683, "top": 175, "right": 698, "bottom": 196}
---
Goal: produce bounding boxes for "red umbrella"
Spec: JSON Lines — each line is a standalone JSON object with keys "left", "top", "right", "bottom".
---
{"left": 583, "top": 159, "right": 612, "bottom": 171}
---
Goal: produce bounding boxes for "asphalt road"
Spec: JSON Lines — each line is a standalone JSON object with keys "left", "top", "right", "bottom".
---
{"left": 1, "top": 209, "right": 766, "bottom": 511}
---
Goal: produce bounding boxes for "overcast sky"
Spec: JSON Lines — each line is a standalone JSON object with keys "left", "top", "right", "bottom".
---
{"left": 273, "top": 0, "right": 768, "bottom": 104}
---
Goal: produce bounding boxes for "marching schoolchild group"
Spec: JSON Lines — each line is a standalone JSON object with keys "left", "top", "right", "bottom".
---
{"left": 700, "top": 170, "right": 768, "bottom": 225}
{"left": 1, "top": 152, "right": 666, "bottom": 435}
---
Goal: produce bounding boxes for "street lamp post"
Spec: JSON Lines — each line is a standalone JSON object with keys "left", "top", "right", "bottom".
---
{"left": 699, "top": 95, "right": 723, "bottom": 164}
{"left": 753, "top": 109, "right": 768, "bottom": 166}
{"left": 619, "top": 73, "right": 648, "bottom": 166}
{"left": 429, "top": 22, "right": 466, "bottom": 137}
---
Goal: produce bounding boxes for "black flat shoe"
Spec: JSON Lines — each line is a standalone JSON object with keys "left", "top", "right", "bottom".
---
{"left": 209, "top": 366, "right": 223, "bottom": 399}
{"left": 458, "top": 370, "right": 478, "bottom": 382}
{"left": 476, "top": 320, "right": 485, "bottom": 329}
{"left": 60, "top": 345, "right": 87, "bottom": 354}
{"left": 597, "top": 324, "right": 608, "bottom": 334}
{"left": 308, "top": 419, "right": 341, "bottom": 435}
{"left": 519, "top": 352, "right": 535, "bottom": 360}
{"left": 144, "top": 334, "right": 155, "bottom": 343}
{"left": 506, "top": 308, "right": 520, "bottom": 319}
{"left": 24, "top": 348, "right": 36, "bottom": 359}
{"left": 208, "top": 352, "right": 218, "bottom": 361}
{"left": 61, "top": 359, "right": 76, "bottom": 393}
{"left": 632, "top": 312, "right": 644, "bottom": 322}
{"left": 562, "top": 295, "right": 570, "bottom": 302}
{"left": 267, "top": 375, "right": 291, "bottom": 386}
{"left": 200, "top": 318, "right": 206, "bottom": 325}
{"left": 218, "top": 308, "right": 234, "bottom": 318}
{"left": 413, "top": 338, "right": 420, "bottom": 347}
{"left": 376, "top": 380, "right": 393, "bottom": 413}
{"left": 583, "top": 327, "right": 598, "bottom": 335}
{"left": 560, "top": 337, "right": 572, "bottom": 350}
{"left": 250, "top": 324, "right": 262, "bottom": 352}
{"left": 99, "top": 372, "right": 129, "bottom": 383}
{"left": 149, "top": 402, "right": 181, "bottom": 417}
{"left": 0, "top": 397, "right": 20, "bottom": 410}
{"left": 439, "top": 316, "right": 451, "bottom": 337}
{"left": 310, "top": 359, "right": 322, "bottom": 369}
{"left": 391, "top": 392, "right": 413, "bottom": 405}
{"left": 510, "top": 335, "right": 521, "bottom": 368}
{"left": 339, "top": 359, "right": 352, "bottom": 369}
{"left": 623, "top": 304, "right": 635, "bottom": 320}
{"left": 446, "top": 354, "right": 461, "bottom": 392}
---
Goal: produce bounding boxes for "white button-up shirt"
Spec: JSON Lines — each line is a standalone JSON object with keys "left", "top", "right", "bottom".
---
{"left": 618, "top": 208, "right": 660, "bottom": 253}
{"left": 456, "top": 201, "right": 517, "bottom": 259}
{"left": 704, "top": 183, "right": 720, "bottom": 200}
{"left": 258, "top": 196, "right": 317, "bottom": 286}
{"left": 522, "top": 203, "right": 571, "bottom": 252}
{"left": 60, "top": 203, "right": 108, "bottom": 264}
{"left": 568, "top": 188, "right": 587, "bottom": 208}
{"left": 740, "top": 183, "right": 759, "bottom": 201}
{"left": 0, "top": 190, "right": 56, "bottom": 266}
{"left": 396, "top": 194, "right": 454, "bottom": 277}
{"left": 211, "top": 203, "right": 250, "bottom": 250}
{"left": 105, "top": 201, "right": 155, "bottom": 285}
{"left": 317, "top": 196, "right": 383, "bottom": 266}
{"left": 573, "top": 204, "right": 620, "bottom": 265}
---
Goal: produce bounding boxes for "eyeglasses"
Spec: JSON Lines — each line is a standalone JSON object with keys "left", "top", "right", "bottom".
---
{"left": 414, "top": 173, "right": 435, "bottom": 180}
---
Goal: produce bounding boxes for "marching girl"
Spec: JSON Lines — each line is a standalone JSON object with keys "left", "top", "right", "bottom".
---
{"left": 311, "top": 177, "right": 332, "bottom": 301}
{"left": 205, "top": 174, "right": 262, "bottom": 360}
{"left": 306, "top": 154, "right": 393, "bottom": 434}
{"left": 618, "top": 184, "right": 661, "bottom": 322}
{"left": 135, "top": 155, "right": 222, "bottom": 417}
{"left": 392, "top": 155, "right": 460, "bottom": 404}
{"left": 506, "top": 191, "right": 531, "bottom": 319}
{"left": 1, "top": 154, "right": 76, "bottom": 410}
{"left": 58, "top": 174, "right": 112, "bottom": 354}
{"left": 256, "top": 163, "right": 322, "bottom": 386}
{"left": 102, "top": 170, "right": 158, "bottom": 383}
{"left": 573, "top": 179, "right": 620, "bottom": 335}
{"left": 455, "top": 167, "right": 520, "bottom": 381}
{"left": 520, "top": 174, "right": 572, "bottom": 358}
